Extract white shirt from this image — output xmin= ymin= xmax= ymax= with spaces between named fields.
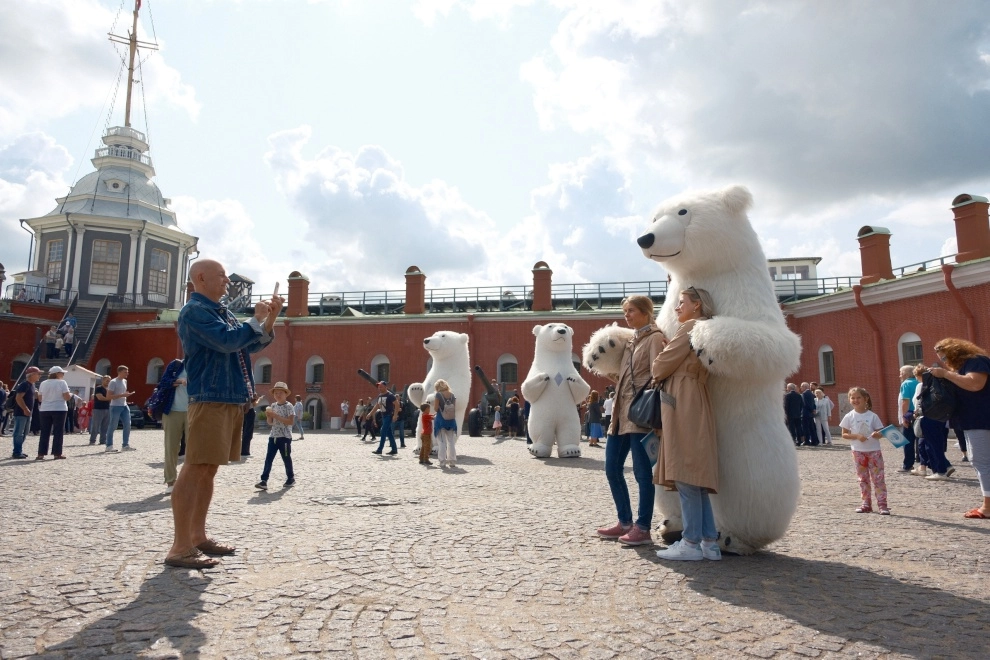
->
xmin=38 ymin=378 xmax=70 ymax=412
xmin=840 ymin=409 xmax=883 ymax=453
xmin=294 ymin=401 xmax=304 ymax=419
xmin=603 ymin=397 xmax=614 ymax=416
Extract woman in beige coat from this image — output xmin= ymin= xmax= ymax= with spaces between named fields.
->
xmin=652 ymin=287 xmax=720 ymax=561
xmin=596 ymin=295 xmax=667 ymax=546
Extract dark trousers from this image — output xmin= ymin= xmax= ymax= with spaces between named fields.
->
xmin=803 ymin=415 xmax=819 ymax=446
xmin=787 ymin=417 xmax=803 ymax=444
xmin=376 ymin=417 xmax=397 ymax=452
xmin=46 ymin=343 xmax=56 ymax=359
xmin=919 ymin=417 xmax=951 ymax=474
xmin=260 ymin=437 xmax=293 ymax=481
xmin=38 ymin=410 xmax=67 ymax=456
xmin=955 ymin=427 xmax=968 ymax=454
xmin=241 ymin=408 xmax=255 ymax=456
xmin=901 ymin=423 xmax=918 ymax=470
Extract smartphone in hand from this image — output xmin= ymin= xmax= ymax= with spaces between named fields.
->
xmin=273 ymin=282 xmax=280 ymax=298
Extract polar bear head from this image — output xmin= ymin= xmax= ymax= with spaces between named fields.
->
xmin=636 ymin=184 xmax=765 ymax=278
xmin=532 ymin=323 xmax=574 ymax=356
xmin=423 ymin=331 xmax=469 ymax=360
xmin=582 ymin=323 xmax=635 ymax=380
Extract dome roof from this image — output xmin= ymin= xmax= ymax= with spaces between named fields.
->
xmin=45 ymin=164 xmax=177 ymax=227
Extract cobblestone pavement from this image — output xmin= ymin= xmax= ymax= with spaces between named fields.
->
xmin=1 ymin=429 xmax=987 ymax=659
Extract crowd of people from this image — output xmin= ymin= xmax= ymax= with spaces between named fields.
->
xmin=5 ymin=260 xmax=988 ymax=570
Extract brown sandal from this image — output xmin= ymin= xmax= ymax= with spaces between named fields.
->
xmin=197 ymin=538 xmax=236 ymax=556
xmin=165 ymin=548 xmax=219 ymax=569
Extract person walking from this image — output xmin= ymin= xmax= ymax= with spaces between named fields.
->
xmin=105 ymin=365 xmax=135 ymax=452
xmin=596 ymin=295 xmax=666 ymax=547
xmin=36 ymin=366 xmax=72 ymax=460
xmin=367 ymin=382 xmax=397 ymax=456
xmin=255 ymin=382 xmax=296 ymax=490
xmin=292 ymin=395 xmax=305 ymax=440
xmin=156 ymin=359 xmax=188 ymax=494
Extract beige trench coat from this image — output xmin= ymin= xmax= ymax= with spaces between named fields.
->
xmin=609 ymin=324 xmax=667 ymax=436
xmin=650 ymin=318 xmax=719 ymax=493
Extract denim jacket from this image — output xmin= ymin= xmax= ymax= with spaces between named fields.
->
xmin=177 ymin=292 xmax=274 ymax=405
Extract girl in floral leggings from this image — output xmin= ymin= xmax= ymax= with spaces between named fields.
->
xmin=840 ymin=387 xmax=890 ymax=515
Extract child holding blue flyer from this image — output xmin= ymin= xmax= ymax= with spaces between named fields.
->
xmin=840 ymin=387 xmax=889 ymax=515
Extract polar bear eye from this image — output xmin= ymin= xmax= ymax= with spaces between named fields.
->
xmin=678 ymin=209 xmax=687 ymax=216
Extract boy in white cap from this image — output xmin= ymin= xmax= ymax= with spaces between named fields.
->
xmin=256 ymin=382 xmax=296 ymax=490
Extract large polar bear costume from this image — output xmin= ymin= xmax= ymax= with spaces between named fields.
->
xmin=522 ymin=323 xmax=591 ymax=458
xmin=407 ymin=331 xmax=471 ymax=450
xmin=635 ymin=185 xmax=801 ymax=554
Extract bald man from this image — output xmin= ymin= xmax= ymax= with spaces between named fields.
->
xmin=165 ymin=259 xmax=284 ymax=569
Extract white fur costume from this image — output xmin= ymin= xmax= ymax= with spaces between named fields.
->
xmin=407 ymin=331 xmax=471 ymax=451
xmin=522 ymin=323 xmax=591 ymax=458
xmin=635 ymin=184 xmax=801 ymax=554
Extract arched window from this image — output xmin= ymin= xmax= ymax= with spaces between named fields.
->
xmin=371 ymin=354 xmax=390 ymax=384
xmin=306 ymin=356 xmax=325 ymax=384
xmin=147 ymin=358 xmax=164 ymax=384
xmin=818 ymin=345 xmax=835 ymax=385
xmin=10 ymin=353 xmax=31 ymax=381
xmin=95 ymin=358 xmax=112 ymax=376
xmin=497 ymin=353 xmax=518 ymax=384
xmin=254 ymin=357 xmax=272 ymax=385
xmin=898 ymin=332 xmax=923 ymax=366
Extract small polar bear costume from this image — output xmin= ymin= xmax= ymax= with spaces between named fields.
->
xmin=407 ymin=331 xmax=471 ymax=451
xmin=582 ymin=324 xmax=635 ymax=382
xmin=522 ymin=323 xmax=591 ymax=458
xmin=636 ymin=184 xmax=801 ymax=555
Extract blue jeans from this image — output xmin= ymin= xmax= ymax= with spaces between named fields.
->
xmin=397 ymin=420 xmax=406 ymax=447
xmin=12 ymin=415 xmax=29 ymax=456
xmin=376 ymin=416 xmax=397 ymax=452
xmin=919 ymin=417 xmax=950 ymax=474
xmin=106 ymin=406 xmax=131 ymax=447
xmin=604 ymin=432 xmax=655 ymax=530
xmin=260 ymin=437 xmax=294 ymax=481
xmin=293 ymin=417 xmax=305 ymax=436
xmin=676 ymin=482 xmax=717 ymax=544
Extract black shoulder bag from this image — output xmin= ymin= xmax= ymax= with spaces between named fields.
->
xmin=626 ymin=343 xmax=664 ymax=429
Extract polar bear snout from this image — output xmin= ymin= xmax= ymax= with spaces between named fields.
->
xmin=556 ymin=328 xmax=567 ymax=335
xmin=637 ymin=233 xmax=655 ymax=249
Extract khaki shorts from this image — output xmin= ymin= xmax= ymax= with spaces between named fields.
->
xmin=186 ymin=402 xmax=243 ymax=465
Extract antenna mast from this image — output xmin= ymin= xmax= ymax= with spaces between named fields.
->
xmin=109 ymin=0 xmax=158 ymax=128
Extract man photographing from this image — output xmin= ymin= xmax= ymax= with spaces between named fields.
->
xmin=165 ymin=259 xmax=283 ymax=569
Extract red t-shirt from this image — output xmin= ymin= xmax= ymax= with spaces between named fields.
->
xmin=421 ymin=411 xmax=433 ymax=435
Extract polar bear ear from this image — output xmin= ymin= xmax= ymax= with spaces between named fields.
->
xmin=532 ymin=325 xmax=543 ymax=336
xmin=458 ymin=333 xmax=468 ymax=344
xmin=720 ymin=185 xmax=753 ymax=214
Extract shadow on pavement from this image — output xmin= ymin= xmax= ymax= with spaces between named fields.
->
xmin=663 ymin=553 xmax=990 ymax=659
xmin=106 ymin=492 xmax=172 ymax=514
xmin=38 ymin=569 xmax=208 ymax=658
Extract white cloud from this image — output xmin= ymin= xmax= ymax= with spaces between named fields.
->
xmin=0 ymin=132 xmax=74 ymax=275
xmin=0 ymin=0 xmax=198 ymax=139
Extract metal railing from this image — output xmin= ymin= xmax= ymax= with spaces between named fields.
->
xmin=94 ymin=145 xmax=152 ymax=166
xmin=3 ymin=284 xmax=78 ymax=305
xmin=69 ymin=295 xmax=110 ymax=367
xmin=106 ymin=126 xmax=147 ymax=142
xmin=892 ymin=254 xmax=957 ymax=278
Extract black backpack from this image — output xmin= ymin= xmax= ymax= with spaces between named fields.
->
xmin=919 ymin=371 xmax=957 ymax=422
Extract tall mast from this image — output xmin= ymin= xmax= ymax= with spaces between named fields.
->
xmin=109 ymin=0 xmax=158 ymax=128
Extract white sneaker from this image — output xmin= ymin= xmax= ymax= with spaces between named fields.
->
xmin=700 ymin=541 xmax=722 ymax=561
xmin=925 ymin=473 xmax=950 ymax=481
xmin=122 ymin=446 xmax=137 ymax=451
xmin=105 ymin=446 xmax=119 ymax=453
xmin=165 ymin=484 xmax=174 ymax=494
xmin=655 ymin=540 xmax=703 ymax=561
xmin=912 ymin=466 xmax=928 ymax=476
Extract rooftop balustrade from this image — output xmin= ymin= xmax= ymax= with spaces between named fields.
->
xmin=95 ymin=145 xmax=153 ymax=166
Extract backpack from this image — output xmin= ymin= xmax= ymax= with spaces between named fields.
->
xmin=1 ymin=389 xmax=12 ymax=414
xmin=144 ymin=387 xmax=167 ymax=421
xmin=438 ymin=393 xmax=457 ymax=421
xmin=918 ymin=371 xmax=957 ymax=422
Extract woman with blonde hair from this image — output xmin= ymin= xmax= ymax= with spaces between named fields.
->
xmin=433 ymin=379 xmax=459 ymax=468
xmin=929 ymin=338 xmax=990 ymax=518
xmin=652 ymin=287 xmax=721 ymax=560
xmin=596 ymin=294 xmax=666 ymax=546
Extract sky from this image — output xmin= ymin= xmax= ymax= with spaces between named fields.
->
xmin=2 ymin=0 xmax=990 ymax=295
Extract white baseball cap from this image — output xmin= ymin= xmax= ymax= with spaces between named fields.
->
xmin=48 ymin=366 xmax=66 ymax=375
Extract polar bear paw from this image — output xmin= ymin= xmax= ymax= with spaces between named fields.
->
xmin=582 ymin=324 xmax=635 ymax=379
xmin=557 ymin=444 xmax=581 ymax=458
xmin=528 ymin=443 xmax=553 ymax=458
xmin=406 ymin=383 xmax=426 ymax=408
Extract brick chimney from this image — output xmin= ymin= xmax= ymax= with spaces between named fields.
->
xmin=286 ymin=271 xmax=309 ymax=318
xmin=532 ymin=261 xmax=552 ymax=311
xmin=857 ymin=226 xmax=895 ymax=285
xmin=951 ymin=194 xmax=990 ymax=263
xmin=404 ymin=266 xmax=426 ymax=314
